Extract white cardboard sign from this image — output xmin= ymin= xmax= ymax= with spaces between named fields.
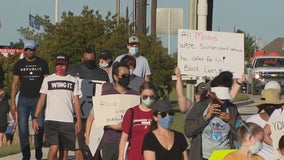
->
xmin=178 ymin=29 xmax=244 ymax=78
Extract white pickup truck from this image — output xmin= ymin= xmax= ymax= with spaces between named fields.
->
xmin=246 ymin=56 xmax=284 ymax=95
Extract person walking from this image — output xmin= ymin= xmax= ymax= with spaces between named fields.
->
xmin=69 ymin=48 xmax=109 ymax=160
xmin=33 ymin=53 xmax=82 ymax=160
xmin=0 ymin=87 xmax=11 ymax=147
xmin=11 ymin=39 xmax=49 ymax=160
xmin=98 ymin=50 xmax=113 ymax=83
xmin=118 ymin=81 xmax=156 ymax=160
xmin=142 ymin=100 xmax=188 ymax=160
xmin=113 ymin=36 xmax=151 ymax=81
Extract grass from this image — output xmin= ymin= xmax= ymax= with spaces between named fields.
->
xmin=0 ymin=144 xmax=21 ymax=157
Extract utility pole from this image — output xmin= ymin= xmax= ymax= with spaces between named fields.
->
xmin=151 ymin=0 xmax=157 ymax=41
xmin=133 ymin=0 xmax=136 ymax=33
xmin=116 ymin=0 xmax=120 ymax=25
xmin=55 ymin=0 xmax=59 ymax=23
xmin=137 ymin=0 xmax=147 ymax=34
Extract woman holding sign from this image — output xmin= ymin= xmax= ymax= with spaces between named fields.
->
xmin=118 ymin=81 xmax=157 ymax=160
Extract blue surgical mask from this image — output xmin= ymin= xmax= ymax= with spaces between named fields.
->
xmin=129 ymin=48 xmax=138 ymax=56
xmin=158 ymin=115 xmax=173 ymax=129
xmin=141 ymin=98 xmax=155 ymax=107
xmin=129 ymin=69 xmax=134 ymax=75
xmin=99 ymin=63 xmax=108 ymax=68
xmin=248 ymin=141 xmax=263 ymax=154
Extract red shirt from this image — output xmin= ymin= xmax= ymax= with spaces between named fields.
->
xmin=122 ymin=105 xmax=153 ymax=160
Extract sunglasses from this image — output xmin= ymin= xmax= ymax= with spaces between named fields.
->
xmin=142 ymin=95 xmax=155 ymax=100
xmin=158 ymin=111 xmax=175 ymax=118
xmin=24 ymin=48 xmax=35 ymax=51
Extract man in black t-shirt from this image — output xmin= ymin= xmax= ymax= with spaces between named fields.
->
xmin=11 ymin=40 xmax=49 ymax=160
xmin=69 ymin=48 xmax=109 ymax=160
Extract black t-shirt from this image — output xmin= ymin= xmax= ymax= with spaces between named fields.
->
xmin=142 ymin=130 xmax=188 ymax=160
xmin=0 ymin=97 xmax=10 ymax=128
xmin=13 ymin=57 xmax=49 ymax=98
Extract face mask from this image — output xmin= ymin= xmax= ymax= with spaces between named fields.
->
xmin=118 ymin=75 xmax=130 ymax=88
xmin=129 ymin=48 xmax=138 ymax=56
xmin=129 ymin=69 xmax=134 ymax=75
xmin=280 ymin=156 xmax=284 ymax=160
xmin=56 ymin=66 xmax=67 ymax=75
xmin=264 ymin=107 xmax=275 ymax=116
xmin=248 ymin=141 xmax=263 ymax=154
xmin=84 ymin=60 xmax=96 ymax=69
xmin=141 ymin=97 xmax=155 ymax=107
xmin=99 ymin=63 xmax=108 ymax=68
xmin=158 ymin=115 xmax=174 ymax=129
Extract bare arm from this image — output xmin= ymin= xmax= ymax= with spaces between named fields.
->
xmin=10 ymin=75 xmax=20 ymax=113
xmin=144 ymin=75 xmax=150 ymax=81
xmin=32 ymin=93 xmax=46 ymax=133
xmin=118 ymin=132 xmax=129 ymax=160
xmin=230 ymin=73 xmax=246 ymax=100
xmin=73 ymin=95 xmax=82 ymax=133
xmin=143 ymin=150 xmax=155 ymax=160
xmin=175 ymin=67 xmax=191 ymax=113
xmin=85 ymin=112 xmax=94 ymax=145
xmin=183 ymin=150 xmax=189 ymax=160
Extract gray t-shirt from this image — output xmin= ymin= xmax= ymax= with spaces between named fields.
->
xmin=201 ymin=105 xmax=230 ymax=158
xmin=114 ymin=54 xmax=151 ymax=78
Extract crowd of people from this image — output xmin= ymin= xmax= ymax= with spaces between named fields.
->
xmin=1 ymin=35 xmax=284 ymax=160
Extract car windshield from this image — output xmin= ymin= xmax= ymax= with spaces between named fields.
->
xmin=256 ymin=58 xmax=284 ymax=67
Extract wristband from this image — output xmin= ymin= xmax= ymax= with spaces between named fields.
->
xmin=236 ymin=80 xmax=242 ymax=86
xmin=32 ymin=116 xmax=38 ymax=120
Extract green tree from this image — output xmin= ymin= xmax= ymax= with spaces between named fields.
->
xmin=235 ymin=29 xmax=256 ymax=62
xmin=16 ymin=6 xmax=175 ymax=98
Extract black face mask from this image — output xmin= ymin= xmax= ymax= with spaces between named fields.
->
xmin=118 ymin=74 xmax=130 ymax=88
xmin=83 ymin=60 xmax=96 ymax=69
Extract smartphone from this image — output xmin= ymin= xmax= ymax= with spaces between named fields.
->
xmin=219 ymin=105 xmax=227 ymax=113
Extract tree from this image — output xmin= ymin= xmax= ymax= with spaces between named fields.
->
xmin=16 ymin=6 xmax=175 ymax=98
xmin=235 ymin=29 xmax=256 ymax=62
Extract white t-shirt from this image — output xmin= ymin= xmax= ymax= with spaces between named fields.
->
xmin=40 ymin=73 xmax=82 ymax=122
xmin=246 ymin=114 xmax=274 ymax=160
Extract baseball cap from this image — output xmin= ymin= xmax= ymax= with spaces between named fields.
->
xmin=195 ymin=82 xmax=206 ymax=95
xmin=24 ymin=40 xmax=36 ymax=49
xmin=264 ymin=81 xmax=281 ymax=93
xmin=211 ymin=87 xmax=232 ymax=100
xmin=152 ymin=100 xmax=172 ymax=112
xmin=99 ymin=50 xmax=112 ymax=60
xmin=55 ymin=53 xmax=69 ymax=66
xmin=128 ymin=36 xmax=139 ymax=44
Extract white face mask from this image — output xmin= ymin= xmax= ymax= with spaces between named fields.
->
xmin=248 ymin=141 xmax=263 ymax=154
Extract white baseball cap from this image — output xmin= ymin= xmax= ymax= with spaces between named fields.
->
xmin=264 ymin=81 xmax=281 ymax=93
xmin=211 ymin=87 xmax=232 ymax=100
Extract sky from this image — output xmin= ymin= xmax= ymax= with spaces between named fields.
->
xmin=0 ymin=0 xmax=284 ymax=53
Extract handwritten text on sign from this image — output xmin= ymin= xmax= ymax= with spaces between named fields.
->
xmin=93 ymin=94 xmax=140 ymax=127
xmin=178 ymin=29 xmax=244 ymax=78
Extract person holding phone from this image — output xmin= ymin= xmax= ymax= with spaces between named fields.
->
xmin=184 ymin=71 xmax=241 ymax=160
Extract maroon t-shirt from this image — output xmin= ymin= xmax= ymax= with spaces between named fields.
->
xmin=122 ymin=105 xmax=153 ymax=160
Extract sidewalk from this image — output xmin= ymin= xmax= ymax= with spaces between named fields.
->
xmin=0 ymin=147 xmax=75 ymax=160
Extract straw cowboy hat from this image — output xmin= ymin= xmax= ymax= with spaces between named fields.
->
xmin=254 ymin=89 xmax=284 ymax=106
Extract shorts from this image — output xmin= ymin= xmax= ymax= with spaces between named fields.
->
xmin=5 ymin=133 xmax=14 ymax=142
xmin=44 ymin=120 xmax=75 ymax=151
xmin=0 ymin=126 xmax=7 ymax=133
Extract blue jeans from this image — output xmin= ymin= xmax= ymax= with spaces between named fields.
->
xmin=18 ymin=96 xmax=44 ymax=160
